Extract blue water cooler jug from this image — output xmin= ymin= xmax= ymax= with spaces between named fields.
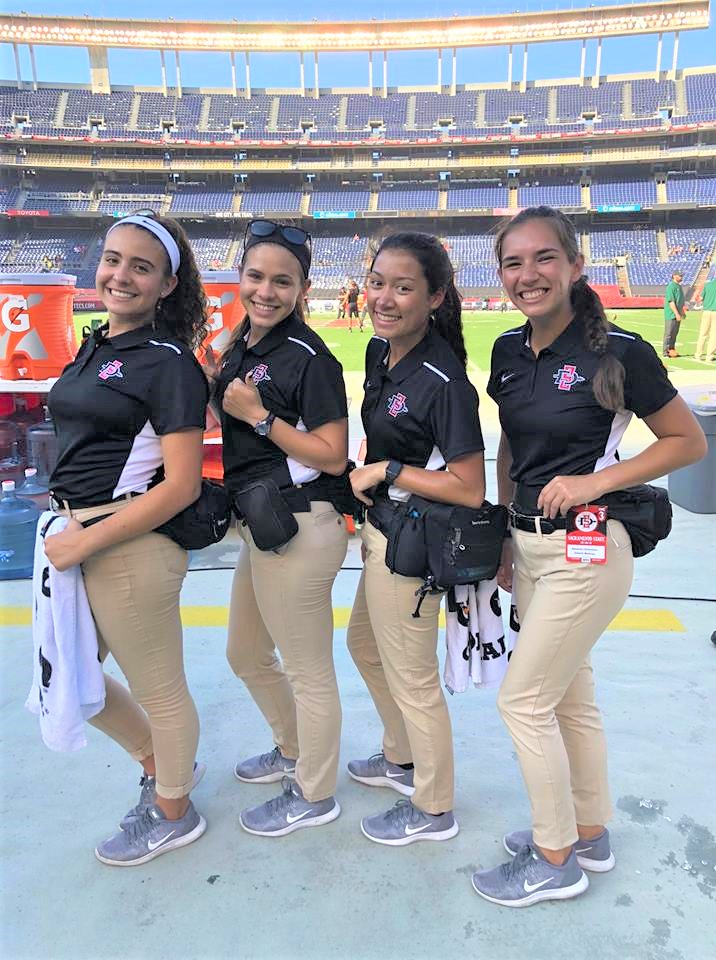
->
xmin=0 ymin=480 xmax=40 ymax=580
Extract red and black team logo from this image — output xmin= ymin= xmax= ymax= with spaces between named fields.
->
xmin=386 ymin=392 xmax=409 ymax=418
xmin=98 ymin=359 xmax=124 ymax=380
xmin=250 ymin=363 xmax=271 ymax=384
xmin=553 ymin=363 xmax=586 ymax=391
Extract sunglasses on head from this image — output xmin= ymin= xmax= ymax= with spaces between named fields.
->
xmin=245 ymin=219 xmax=311 ymax=249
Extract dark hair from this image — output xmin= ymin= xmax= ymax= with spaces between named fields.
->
xmin=109 ymin=214 xmax=208 ymax=350
xmin=369 ymin=231 xmax=467 ymax=369
xmin=223 ymin=240 xmax=307 ymax=357
xmin=493 ymin=205 xmax=625 ymax=412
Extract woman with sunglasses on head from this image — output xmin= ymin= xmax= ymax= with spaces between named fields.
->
xmin=214 ymin=220 xmax=350 ymax=837
xmin=346 ymin=232 xmax=485 ymax=846
xmin=42 ymin=213 xmax=211 ymax=866
xmin=470 ymin=206 xmax=706 ymax=907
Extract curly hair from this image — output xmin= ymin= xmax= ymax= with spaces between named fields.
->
xmin=149 ymin=215 xmax=209 ymax=350
xmin=369 ymin=231 xmax=468 ymax=369
xmin=493 ymin=205 xmax=625 ymax=412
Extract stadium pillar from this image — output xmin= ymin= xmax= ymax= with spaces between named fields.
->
xmin=160 ymin=50 xmax=168 ymax=96
xmin=300 ymin=53 xmax=306 ymax=97
xmin=230 ymin=52 xmax=237 ymax=97
xmin=579 ymin=40 xmax=586 ymax=83
xmin=521 ymin=45 xmax=528 ymax=92
xmin=507 ymin=45 xmax=513 ymax=89
xmin=656 ymin=33 xmax=663 ymax=76
xmin=671 ymin=32 xmax=680 ymax=78
xmin=450 ymin=48 xmax=457 ymax=96
xmin=28 ymin=45 xmax=37 ymax=91
xmin=12 ymin=43 xmax=21 ymax=87
xmin=245 ymin=54 xmax=251 ymax=99
xmin=175 ymin=51 xmax=182 ymax=97
xmin=437 ymin=49 xmax=442 ymax=92
xmin=368 ymin=52 xmax=373 ymax=93
xmin=593 ymin=38 xmax=602 ymax=87
xmin=314 ymin=53 xmax=319 ymax=99
xmin=382 ymin=51 xmax=388 ymax=99
xmin=89 ymin=46 xmax=110 ymax=94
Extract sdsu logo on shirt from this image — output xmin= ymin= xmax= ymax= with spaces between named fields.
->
xmin=553 ymin=363 xmax=586 ymax=392
xmin=250 ymin=363 xmax=271 ymax=384
xmin=386 ymin=392 xmax=409 ymax=418
xmin=98 ymin=359 xmax=124 ymax=381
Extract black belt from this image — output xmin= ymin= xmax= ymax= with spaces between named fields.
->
xmin=510 ymin=510 xmax=568 ymax=534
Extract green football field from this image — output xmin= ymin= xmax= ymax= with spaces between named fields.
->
xmin=74 ymin=309 xmax=712 ymax=374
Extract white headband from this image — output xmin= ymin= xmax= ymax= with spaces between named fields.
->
xmin=107 ymin=215 xmax=181 ymax=276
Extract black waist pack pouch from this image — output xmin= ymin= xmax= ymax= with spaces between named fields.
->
xmin=423 ymin=500 xmax=509 ymax=588
xmin=156 ymin=480 xmax=231 ymax=551
xmin=604 ymin=484 xmax=672 ymax=558
xmin=235 ymin=478 xmax=299 ymax=552
xmin=383 ymin=497 xmax=430 ymax=579
xmin=326 ymin=460 xmax=366 ymax=524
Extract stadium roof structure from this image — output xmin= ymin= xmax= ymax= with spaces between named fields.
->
xmin=0 ymin=2 xmax=710 ymax=52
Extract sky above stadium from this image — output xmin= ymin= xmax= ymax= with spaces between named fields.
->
xmin=2 ymin=1 xmax=714 ymax=89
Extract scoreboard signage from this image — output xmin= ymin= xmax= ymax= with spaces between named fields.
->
xmin=596 ymin=204 xmax=642 ymax=213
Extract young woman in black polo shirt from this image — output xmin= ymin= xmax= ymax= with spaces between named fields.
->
xmin=213 ymin=221 xmax=350 ymax=837
xmin=347 ymin=232 xmax=485 ymax=845
xmin=470 ymin=206 xmax=706 ymax=907
xmin=43 ymin=213 xmax=211 ymax=866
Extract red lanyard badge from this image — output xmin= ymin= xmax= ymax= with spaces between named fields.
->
xmin=565 ymin=505 xmax=608 ymax=564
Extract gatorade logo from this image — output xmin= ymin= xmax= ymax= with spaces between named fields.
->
xmin=206 ymin=292 xmax=235 ymax=332
xmin=1 ymin=294 xmax=32 ymax=333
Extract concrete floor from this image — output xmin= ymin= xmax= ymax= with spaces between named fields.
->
xmin=1 ymin=395 xmax=715 ymax=960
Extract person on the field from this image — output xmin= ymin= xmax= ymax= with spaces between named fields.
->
xmin=663 ymin=271 xmax=686 ymax=359
xmin=470 ymin=205 xmax=706 ymax=908
xmin=695 ymin=276 xmax=716 ymax=363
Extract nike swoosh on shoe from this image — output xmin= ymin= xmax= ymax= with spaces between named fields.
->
xmin=147 ymin=830 xmax=176 ymax=851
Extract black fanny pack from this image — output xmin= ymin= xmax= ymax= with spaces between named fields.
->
xmin=603 ymin=484 xmax=672 ymax=558
xmin=373 ymin=495 xmax=508 ymax=616
xmin=156 ymin=479 xmax=232 ymax=551
xmin=235 ymin=478 xmax=299 ymax=552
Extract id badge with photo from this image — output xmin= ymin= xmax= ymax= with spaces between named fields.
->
xmin=565 ymin=505 xmax=608 ymax=564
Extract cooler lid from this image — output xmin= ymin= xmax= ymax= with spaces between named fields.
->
xmin=0 ymin=273 xmax=77 ymax=286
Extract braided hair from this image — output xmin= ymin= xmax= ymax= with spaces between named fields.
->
xmin=369 ymin=232 xmax=468 ymax=369
xmin=494 ymin=206 xmax=625 ymax=412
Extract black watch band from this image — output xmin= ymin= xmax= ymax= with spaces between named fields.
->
xmin=385 ymin=459 xmax=404 ymax=485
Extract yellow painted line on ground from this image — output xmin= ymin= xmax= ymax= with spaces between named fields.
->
xmin=0 ymin=605 xmax=686 ymax=632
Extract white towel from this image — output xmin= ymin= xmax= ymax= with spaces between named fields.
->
xmin=25 ymin=512 xmax=105 ymax=751
xmin=444 ymin=580 xmax=520 ymax=693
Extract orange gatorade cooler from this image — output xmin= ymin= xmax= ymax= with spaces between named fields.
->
xmin=199 ymin=271 xmax=245 ymax=360
xmin=0 ymin=274 xmax=78 ymax=380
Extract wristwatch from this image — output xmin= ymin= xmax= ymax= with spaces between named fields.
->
xmin=253 ymin=412 xmax=276 ymax=437
xmin=385 ymin=459 xmax=404 ymax=485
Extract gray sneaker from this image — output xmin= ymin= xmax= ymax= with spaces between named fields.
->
xmin=471 ymin=844 xmax=589 ymax=907
xmin=504 ymin=827 xmax=615 ymax=873
xmin=96 ymin=802 xmax=206 ymax=867
xmin=120 ymin=761 xmax=206 ymax=830
xmin=239 ymin=776 xmax=340 ymax=837
xmin=234 ymin=746 xmax=297 ymax=784
xmin=348 ymin=752 xmax=415 ymax=797
xmin=360 ymin=798 xmax=459 ymax=847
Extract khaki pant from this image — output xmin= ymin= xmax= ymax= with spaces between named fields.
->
xmin=695 ymin=309 xmax=716 ymax=361
xmin=226 ymin=502 xmax=347 ymax=802
xmin=347 ymin=520 xmax=454 ymax=814
xmin=64 ymin=500 xmax=199 ymax=800
xmin=498 ymin=520 xmax=633 ymax=849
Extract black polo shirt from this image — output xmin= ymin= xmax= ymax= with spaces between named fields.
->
xmin=48 ymin=323 xmax=208 ymax=506
xmin=216 ymin=312 xmax=348 ymax=493
xmin=362 ymin=330 xmax=484 ymax=495
xmin=487 ymin=317 xmax=677 ymax=499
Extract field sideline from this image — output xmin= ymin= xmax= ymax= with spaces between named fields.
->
xmin=74 ymin=309 xmax=713 ymax=373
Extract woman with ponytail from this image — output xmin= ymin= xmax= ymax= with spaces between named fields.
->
xmin=347 ymin=232 xmax=485 ymax=846
xmin=470 ymin=206 xmax=706 ymax=907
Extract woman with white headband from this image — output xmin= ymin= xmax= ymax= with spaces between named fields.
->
xmin=43 ymin=213 xmax=211 ymax=866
